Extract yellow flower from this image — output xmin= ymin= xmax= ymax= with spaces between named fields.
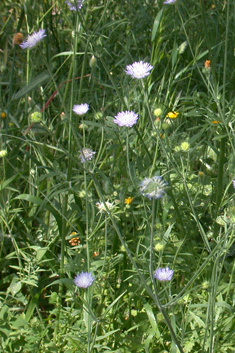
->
xmin=0 ymin=150 xmax=7 ymax=158
xmin=153 ymin=108 xmax=163 ymax=117
xmin=154 ymin=243 xmax=164 ymax=251
xmin=180 ymin=142 xmax=190 ymax=152
xmin=1 ymin=112 xmax=6 ymax=119
xmin=125 ymin=197 xmax=134 ymax=205
xmin=30 ymin=111 xmax=42 ymax=123
xmin=204 ymin=60 xmax=211 ymax=68
xmin=166 ymin=111 xmax=179 ymax=119
xmin=211 ymin=120 xmax=220 ymax=124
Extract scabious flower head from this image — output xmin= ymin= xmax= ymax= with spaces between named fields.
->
xmin=79 ymin=148 xmax=96 ymax=163
xmin=125 ymin=61 xmax=153 ymax=79
xmin=65 ymin=0 xmax=83 ymax=11
xmin=96 ymin=201 xmax=116 ymax=214
xmin=154 ymin=267 xmax=174 ymax=281
xmin=164 ymin=0 xmax=177 ymax=4
xmin=74 ymin=272 xmax=94 ymax=288
xmin=73 ymin=103 xmax=89 ymax=115
xmin=140 ymin=176 xmax=168 ymax=200
xmin=113 ymin=111 xmax=138 ymax=127
xmin=20 ymin=29 xmax=46 ymax=49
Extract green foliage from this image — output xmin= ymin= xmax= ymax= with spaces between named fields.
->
xmin=1 ymin=0 xmax=235 ymax=352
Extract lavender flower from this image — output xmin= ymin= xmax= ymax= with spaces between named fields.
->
xmin=140 ymin=176 xmax=168 ymax=199
xmin=125 ymin=61 xmax=153 ymax=79
xmin=74 ymin=272 xmax=94 ymax=288
xmin=79 ymin=148 xmax=96 ymax=163
xmin=113 ymin=111 xmax=138 ymax=127
xmin=73 ymin=103 xmax=89 ymax=115
xmin=154 ymin=267 xmax=174 ymax=281
xmin=20 ymin=29 xmax=46 ymax=49
xmin=65 ymin=0 xmax=83 ymax=10
xmin=163 ymin=0 xmax=177 ymax=4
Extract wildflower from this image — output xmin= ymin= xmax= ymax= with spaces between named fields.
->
xmin=202 ymin=280 xmax=209 ymax=289
xmin=96 ymin=201 xmax=115 ymax=213
xmin=211 ymin=120 xmax=219 ymax=124
xmin=154 ymin=243 xmax=164 ymax=251
xmin=12 ymin=33 xmax=23 ymax=46
xmin=233 ymin=179 xmax=235 ymax=188
xmin=30 ymin=111 xmax=42 ymax=123
xmin=73 ymin=103 xmax=89 ymax=115
xmin=69 ymin=237 xmax=80 ymax=246
xmin=204 ymin=60 xmax=211 ymax=68
xmin=164 ymin=0 xmax=177 ymax=3
xmin=0 ymin=150 xmax=7 ymax=158
xmin=153 ymin=267 xmax=174 ymax=281
xmin=180 ymin=142 xmax=190 ymax=152
xmin=74 ymin=272 xmax=94 ymax=288
xmin=1 ymin=112 xmax=6 ymax=119
xmin=166 ymin=111 xmax=179 ymax=119
xmin=113 ymin=111 xmax=138 ymax=127
xmin=79 ymin=148 xmax=96 ymax=163
xmin=125 ymin=61 xmax=153 ymax=79
xmin=125 ymin=197 xmax=134 ymax=205
xmin=65 ymin=0 xmax=83 ymax=11
xmin=198 ymin=171 xmax=204 ymax=177
xmin=20 ymin=29 xmax=46 ymax=49
xmin=153 ymin=108 xmax=163 ymax=117
xmin=140 ymin=175 xmax=168 ymax=200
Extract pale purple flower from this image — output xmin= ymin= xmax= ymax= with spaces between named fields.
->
xmin=233 ymin=179 xmax=235 ymax=188
xmin=20 ymin=29 xmax=46 ymax=49
xmin=125 ymin=61 xmax=153 ymax=79
xmin=113 ymin=111 xmax=138 ymax=127
xmin=65 ymin=0 xmax=83 ymax=10
xmin=154 ymin=267 xmax=174 ymax=281
xmin=164 ymin=0 xmax=177 ymax=4
xmin=79 ymin=148 xmax=96 ymax=163
xmin=140 ymin=176 xmax=168 ymax=199
xmin=74 ymin=272 xmax=94 ymax=288
xmin=73 ymin=103 xmax=89 ymax=115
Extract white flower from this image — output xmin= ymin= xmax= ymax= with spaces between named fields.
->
xmin=113 ymin=111 xmax=138 ymax=127
xmin=154 ymin=267 xmax=174 ymax=281
xmin=96 ymin=201 xmax=115 ymax=214
xmin=140 ymin=176 xmax=168 ymax=199
xmin=65 ymin=0 xmax=83 ymax=11
xmin=164 ymin=0 xmax=177 ymax=4
xmin=79 ymin=148 xmax=96 ymax=163
xmin=74 ymin=272 xmax=94 ymax=288
xmin=233 ymin=179 xmax=235 ymax=188
xmin=73 ymin=103 xmax=89 ymax=115
xmin=125 ymin=61 xmax=153 ymax=79
xmin=20 ymin=29 xmax=46 ymax=49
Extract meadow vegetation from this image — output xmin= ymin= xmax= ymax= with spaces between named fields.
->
xmin=1 ymin=0 xmax=235 ymax=352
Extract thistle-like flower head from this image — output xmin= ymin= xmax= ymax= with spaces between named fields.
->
xmin=73 ymin=103 xmax=89 ymax=115
xmin=113 ymin=111 xmax=138 ymax=127
xmin=125 ymin=61 xmax=153 ymax=79
xmin=65 ymin=0 xmax=84 ymax=11
xmin=79 ymin=148 xmax=96 ymax=163
xmin=153 ymin=267 xmax=174 ymax=281
xmin=140 ymin=176 xmax=168 ymax=199
xmin=20 ymin=29 xmax=46 ymax=49
xmin=74 ymin=272 xmax=94 ymax=288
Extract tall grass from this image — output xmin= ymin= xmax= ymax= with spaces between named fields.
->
xmin=1 ymin=0 xmax=235 ymax=352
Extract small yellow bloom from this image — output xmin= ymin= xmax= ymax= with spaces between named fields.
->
xmin=1 ymin=112 xmax=6 ymax=119
xmin=154 ymin=243 xmax=164 ymax=251
xmin=211 ymin=120 xmax=220 ymax=124
xmin=30 ymin=111 xmax=42 ymax=123
xmin=125 ymin=197 xmax=134 ymax=205
xmin=0 ymin=150 xmax=7 ymax=158
xmin=180 ymin=142 xmax=190 ymax=152
xmin=166 ymin=111 xmax=179 ymax=119
xmin=198 ymin=171 xmax=204 ymax=177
